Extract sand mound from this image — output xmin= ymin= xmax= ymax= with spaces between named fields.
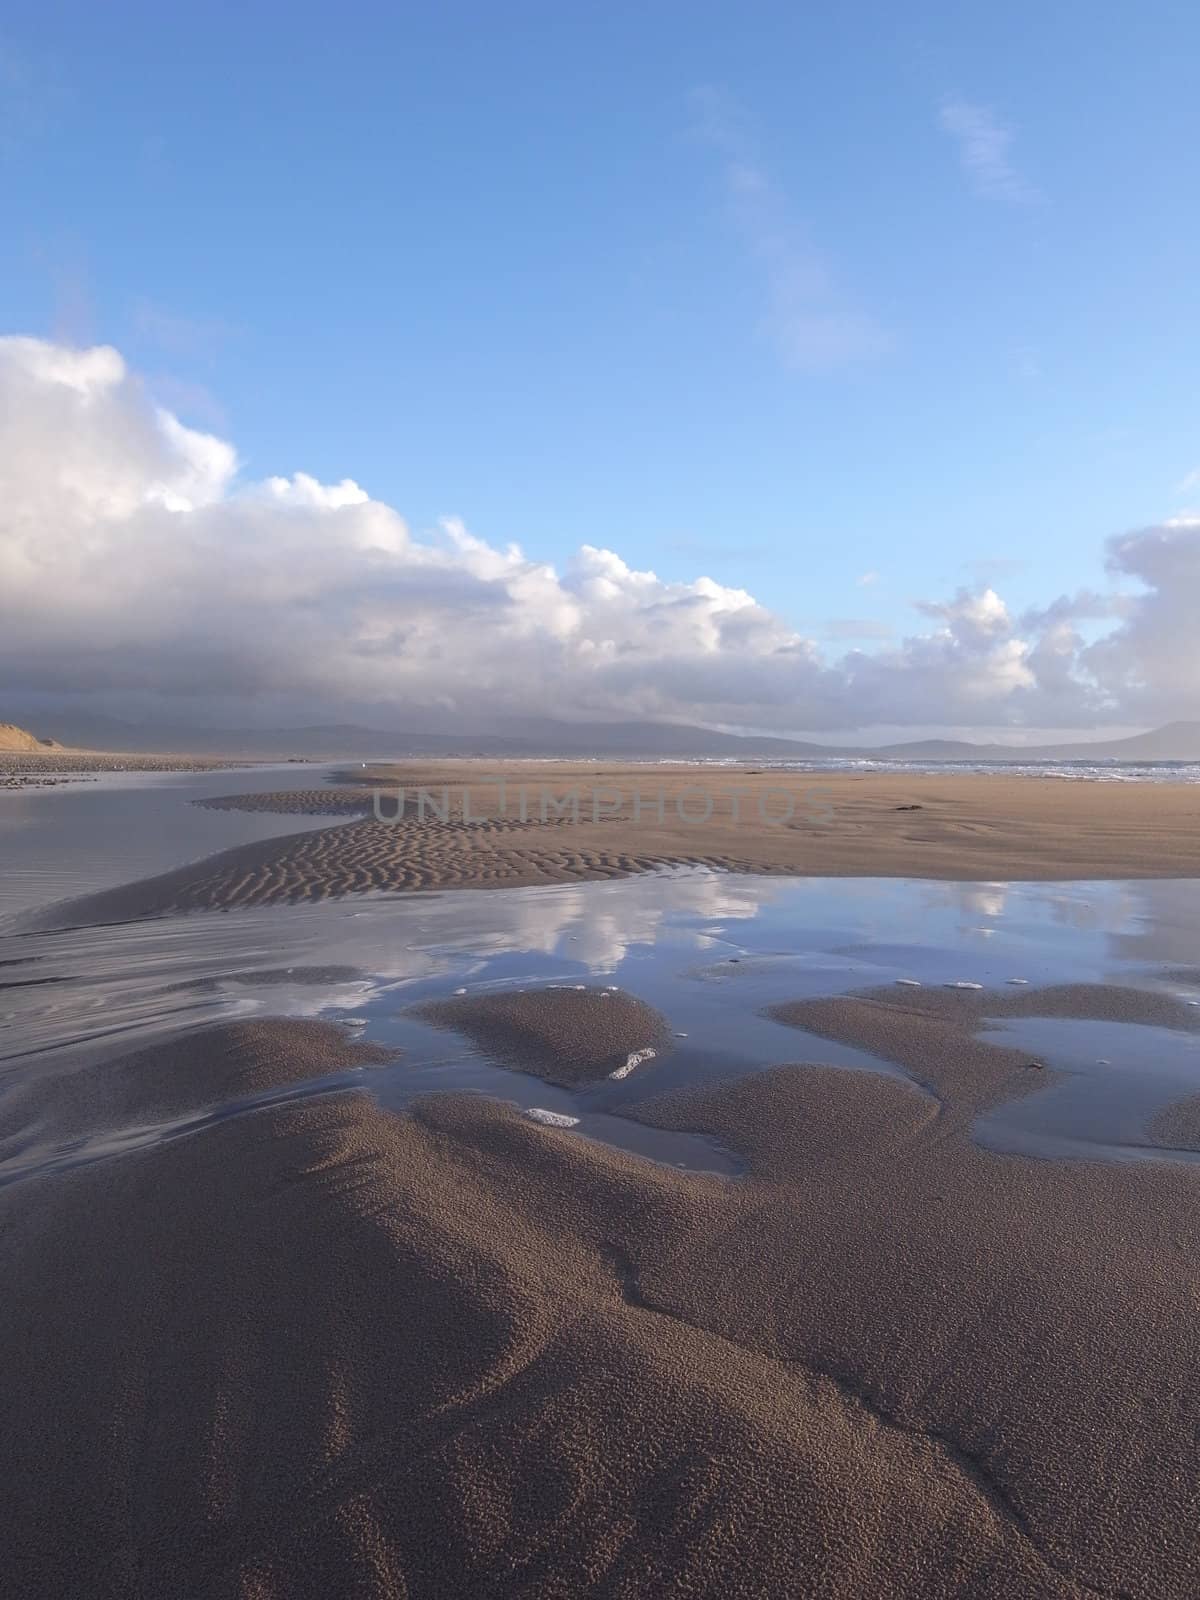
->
xmin=414 ymin=985 xmax=672 ymax=1086
xmin=0 ymin=1018 xmax=396 ymax=1158
xmin=3 ymin=1014 xmax=1200 ymax=1592
xmin=831 ymin=980 xmax=1200 ymax=1033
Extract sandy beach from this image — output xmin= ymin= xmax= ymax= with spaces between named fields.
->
xmin=5 ymin=769 xmax=1200 ymax=1595
xmin=32 ymin=761 xmax=1200 ymax=927
xmin=3 ymin=987 xmax=1200 ymax=1596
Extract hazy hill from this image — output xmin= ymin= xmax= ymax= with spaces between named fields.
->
xmin=15 ymin=713 xmax=831 ymax=760
xmin=871 ymin=722 xmax=1200 ymax=762
xmin=10 ymin=710 xmax=1200 ymax=763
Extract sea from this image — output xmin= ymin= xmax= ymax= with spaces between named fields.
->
xmin=664 ymin=757 xmax=1200 ymax=783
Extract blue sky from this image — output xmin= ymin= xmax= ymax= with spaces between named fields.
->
xmin=2 ymin=2 xmax=1199 ymax=737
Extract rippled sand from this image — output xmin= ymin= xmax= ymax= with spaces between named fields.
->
xmin=35 ymin=763 xmax=1200 ymax=927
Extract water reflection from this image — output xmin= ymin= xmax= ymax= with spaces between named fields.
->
xmin=0 ymin=764 xmax=349 ymax=918
xmin=2 ymin=868 xmax=1200 ymax=1175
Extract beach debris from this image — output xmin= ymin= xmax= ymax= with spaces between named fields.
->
xmin=1026 ymin=1061 xmax=1045 ymax=1070
xmin=453 ymin=987 xmax=467 ymax=995
xmin=610 ymin=1046 xmax=657 ymax=1081
xmin=1098 ymin=1058 xmax=1112 ymax=1065
xmin=947 ymin=981 xmax=984 ymax=990
xmin=896 ymin=979 xmax=922 ymax=988
xmin=1007 ymin=978 xmax=1030 ymax=985
xmin=674 ymin=1030 xmax=688 ymax=1037
xmin=525 ymin=1107 xmax=580 ymax=1128
xmin=895 ymin=804 xmax=923 ymax=811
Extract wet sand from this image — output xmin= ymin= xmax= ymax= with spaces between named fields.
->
xmin=0 ymin=1018 xmax=396 ymax=1159
xmin=4 ymin=1006 xmax=1200 ymax=1595
xmin=414 ymin=986 xmax=672 ymax=1087
xmin=34 ymin=761 xmax=1200 ymax=926
xmin=8 ymin=768 xmax=1200 ymax=1593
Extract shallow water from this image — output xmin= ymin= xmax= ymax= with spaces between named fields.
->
xmin=0 ymin=763 xmax=349 ymax=917
xmin=5 ymin=765 xmax=1200 ymax=1186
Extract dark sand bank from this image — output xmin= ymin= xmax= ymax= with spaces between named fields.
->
xmin=3 ymin=1014 xmax=1200 ymax=1594
xmin=30 ymin=763 xmax=1200 ymax=926
xmin=768 ymin=982 xmax=1200 ymax=1119
xmin=413 ymin=985 xmax=672 ymax=1087
xmin=0 ymin=750 xmax=253 ymax=789
xmin=198 ymin=787 xmax=378 ymax=816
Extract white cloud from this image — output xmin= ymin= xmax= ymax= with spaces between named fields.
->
xmin=1076 ymin=518 xmax=1200 ymax=720
xmin=691 ymin=88 xmax=891 ymax=372
xmin=939 ymin=98 xmax=1040 ymax=204
xmin=1 ymin=334 xmax=1198 ymax=736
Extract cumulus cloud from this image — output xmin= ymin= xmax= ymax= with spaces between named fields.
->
xmin=0 ymin=334 xmax=1197 ymax=736
xmin=1078 ymin=519 xmax=1200 ymax=718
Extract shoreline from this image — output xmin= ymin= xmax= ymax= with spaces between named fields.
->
xmin=0 ymin=749 xmax=263 ymax=790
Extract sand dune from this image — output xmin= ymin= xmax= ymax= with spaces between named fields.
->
xmin=0 ymin=720 xmax=61 ymax=752
xmin=3 ymin=1006 xmax=1200 ymax=1594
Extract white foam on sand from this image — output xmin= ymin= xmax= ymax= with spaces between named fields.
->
xmin=525 ymin=1107 xmax=580 ymax=1128
xmin=610 ymin=1046 xmax=657 ymax=1081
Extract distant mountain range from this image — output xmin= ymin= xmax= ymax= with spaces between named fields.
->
xmin=856 ymin=723 xmax=1200 ymax=763
xmin=9 ymin=711 xmax=1200 ymax=763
